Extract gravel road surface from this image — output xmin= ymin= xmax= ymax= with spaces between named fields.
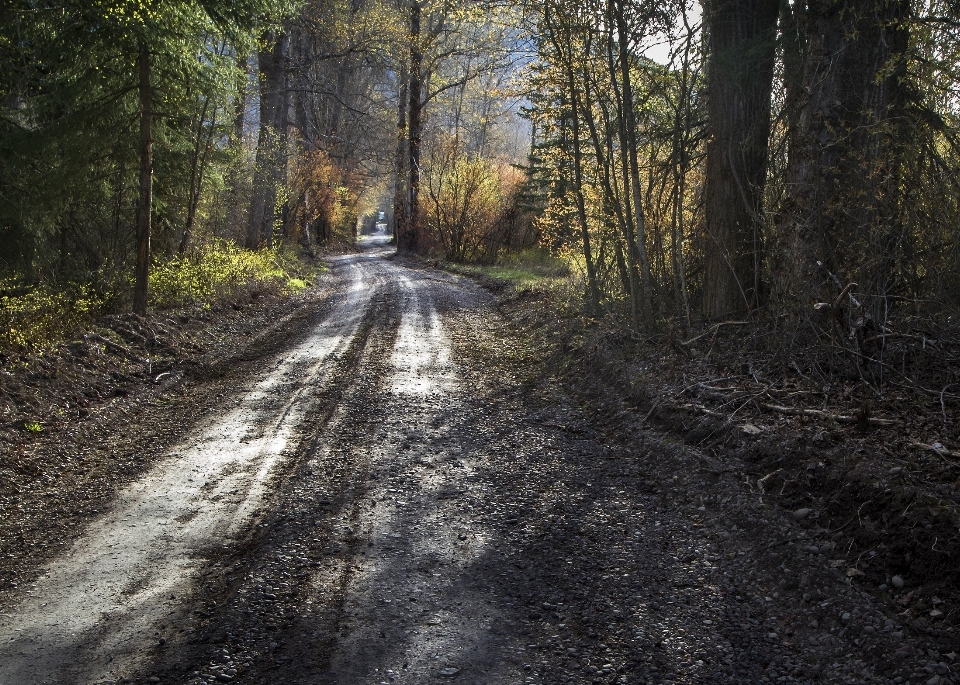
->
xmin=0 ymin=236 xmax=949 ymax=684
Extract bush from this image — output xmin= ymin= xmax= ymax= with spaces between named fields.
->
xmin=0 ymin=240 xmax=315 ymax=354
xmin=0 ymin=278 xmax=103 ymax=352
xmin=149 ymin=239 xmax=310 ymax=309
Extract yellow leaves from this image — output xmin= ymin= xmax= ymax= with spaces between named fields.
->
xmin=290 ymin=148 xmax=364 ymax=237
xmin=149 ymin=239 xmax=308 ymax=308
xmin=0 ymin=278 xmax=103 ymax=353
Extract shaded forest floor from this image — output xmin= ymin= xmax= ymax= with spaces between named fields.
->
xmin=480 ymin=278 xmax=960 ymax=648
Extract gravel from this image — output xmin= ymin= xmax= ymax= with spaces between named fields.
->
xmin=1 ymin=241 xmax=956 ymax=684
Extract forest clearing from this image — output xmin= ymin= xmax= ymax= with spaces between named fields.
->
xmin=2 ymin=0 xmax=960 ymax=682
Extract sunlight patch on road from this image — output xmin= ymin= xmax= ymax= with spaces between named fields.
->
xmin=390 ymin=275 xmax=456 ymax=397
xmin=0 ymin=258 xmax=375 ymax=685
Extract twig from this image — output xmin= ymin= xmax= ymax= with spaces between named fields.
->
xmin=940 ymin=385 xmax=951 ymax=429
xmin=643 ymin=399 xmax=662 ymax=423
xmin=677 ymin=377 xmax=739 ymax=395
xmin=680 ymin=321 xmax=749 ymax=347
xmin=758 ymin=402 xmax=897 ymax=426
xmin=728 ymin=386 xmax=772 ymax=421
xmin=909 ymin=442 xmax=960 ymax=461
xmin=680 ymin=402 xmax=727 ymax=418
xmin=85 ymin=333 xmax=146 ymax=363
xmin=834 ymin=282 xmax=858 ymax=310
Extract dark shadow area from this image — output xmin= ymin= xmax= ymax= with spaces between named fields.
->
xmin=127 ymin=263 xmax=816 ymax=685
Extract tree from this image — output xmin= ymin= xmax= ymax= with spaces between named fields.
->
xmin=701 ymin=0 xmax=779 ymax=318
xmin=0 ymin=0 xmax=288 ymax=311
xmin=776 ymin=0 xmax=910 ymax=309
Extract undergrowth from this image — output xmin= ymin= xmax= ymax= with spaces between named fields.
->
xmin=1 ymin=240 xmax=318 ymax=354
xmin=150 ymin=239 xmax=314 ymax=309
xmin=446 ymin=248 xmax=574 ymax=291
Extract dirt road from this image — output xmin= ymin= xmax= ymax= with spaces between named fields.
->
xmin=0 ymin=237 xmax=949 ymax=684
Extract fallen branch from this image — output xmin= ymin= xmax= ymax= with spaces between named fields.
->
xmin=909 ymin=442 xmax=960 ymax=460
xmin=680 ymin=321 xmax=749 ymax=347
xmin=680 ymin=402 xmax=727 ymax=418
xmin=84 ymin=332 xmax=146 ymax=363
xmin=758 ymin=402 xmax=897 ymax=426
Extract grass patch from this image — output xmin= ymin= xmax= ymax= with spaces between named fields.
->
xmin=448 ymin=248 xmax=572 ymax=288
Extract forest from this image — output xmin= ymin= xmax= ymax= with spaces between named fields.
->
xmin=4 ymin=1 xmax=960 ymax=680
xmin=3 ymin=0 xmax=960 ymax=346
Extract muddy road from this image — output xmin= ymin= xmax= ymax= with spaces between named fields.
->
xmin=0 ymin=237 xmax=948 ymax=685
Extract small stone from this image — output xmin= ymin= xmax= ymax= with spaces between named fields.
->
xmin=930 ymin=609 xmax=944 ymax=620
xmin=863 ymin=625 xmax=876 ymax=634
xmin=841 ymin=612 xmax=851 ymax=622
xmin=439 ymin=667 xmax=461 ymax=677
xmin=809 ymin=619 xmax=819 ymax=628
xmin=892 ymin=575 xmax=905 ymax=589
xmin=793 ymin=508 xmax=812 ymax=521
xmin=888 ymin=467 xmax=903 ymax=474
xmin=926 ymin=676 xmax=942 ymax=685
xmin=214 ymin=676 xmax=234 ymax=683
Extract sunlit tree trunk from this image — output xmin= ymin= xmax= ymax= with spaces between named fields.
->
xmin=246 ymin=30 xmax=287 ymax=249
xmin=393 ymin=60 xmax=409 ymax=244
xmin=612 ymin=0 xmax=655 ymax=328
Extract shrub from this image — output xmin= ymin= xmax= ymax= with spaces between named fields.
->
xmin=149 ymin=239 xmax=310 ymax=309
xmin=0 ymin=241 xmax=314 ymax=353
xmin=0 ymin=278 xmax=102 ymax=352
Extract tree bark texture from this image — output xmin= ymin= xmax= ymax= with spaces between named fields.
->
xmin=400 ymin=0 xmax=423 ymax=253
xmin=246 ymin=30 xmax=287 ymax=249
xmin=393 ymin=60 xmax=409 ymax=244
xmin=134 ymin=42 xmax=152 ymax=316
xmin=777 ymin=0 xmax=909 ymax=305
xmin=701 ymin=0 xmax=779 ymax=318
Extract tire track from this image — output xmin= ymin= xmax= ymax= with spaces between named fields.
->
xmin=0 ymin=249 xmax=385 ymax=685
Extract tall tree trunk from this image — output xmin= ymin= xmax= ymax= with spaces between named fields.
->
xmin=778 ymin=0 xmax=909 ymax=307
xmin=246 ymin=30 xmax=287 ymax=249
xmin=543 ymin=2 xmax=601 ymax=312
xmin=565 ymin=67 xmax=601 ymax=314
xmin=133 ymin=42 xmax=152 ymax=316
xmin=701 ymin=0 xmax=779 ymax=318
xmin=605 ymin=27 xmax=640 ymax=329
xmin=614 ymin=0 xmax=655 ymax=327
xmin=402 ymin=0 xmax=423 ymax=253
xmin=179 ymin=96 xmax=213 ymax=254
xmin=393 ymin=60 xmax=409 ymax=244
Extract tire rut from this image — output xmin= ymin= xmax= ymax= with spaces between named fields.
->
xmin=0 ymin=247 xmax=387 ymax=685
xmin=132 ymin=267 xmax=406 ymax=684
